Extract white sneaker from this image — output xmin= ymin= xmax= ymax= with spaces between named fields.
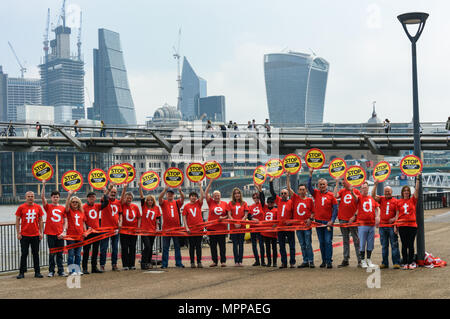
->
xmin=77 ymin=271 xmax=84 ymax=276
xmin=367 ymin=259 xmax=377 ymax=268
xmin=361 ymin=259 xmax=368 ymax=268
xmin=47 ymin=272 xmax=54 ymax=277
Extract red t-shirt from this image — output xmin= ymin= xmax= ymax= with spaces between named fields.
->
xmin=140 ymin=204 xmax=161 ymax=232
xmin=261 ymin=207 xmax=277 ymax=238
xmin=160 ymin=199 xmax=182 ymax=230
xmin=64 ymin=209 xmax=86 ymax=236
xmin=43 ymin=203 xmax=65 ymax=235
xmin=228 ymin=201 xmax=249 ymax=229
xmin=396 ymin=197 xmax=418 ymax=228
xmin=312 ymin=190 xmax=338 ymax=221
xmin=275 ymin=196 xmax=293 ymax=221
xmin=248 ymin=202 xmax=264 ymax=228
xmin=291 ymin=193 xmax=314 ymax=221
xmin=206 ymin=198 xmax=229 ymax=231
xmin=100 ymin=198 xmax=122 ymax=228
xmin=356 ymin=195 xmax=379 ymax=226
xmin=337 ymin=188 xmax=360 ymax=221
xmin=378 ymin=196 xmax=397 ymax=224
xmin=182 ymin=200 xmax=204 ymax=227
xmin=15 ymin=203 xmax=44 ymax=237
xmin=82 ymin=203 xmax=101 ymax=230
xmin=122 ymin=203 xmax=142 ymax=229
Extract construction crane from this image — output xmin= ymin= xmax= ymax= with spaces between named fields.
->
xmin=77 ymin=11 xmax=82 ymax=60
xmin=8 ymin=41 xmax=26 ymax=78
xmin=173 ymin=28 xmax=182 ymax=111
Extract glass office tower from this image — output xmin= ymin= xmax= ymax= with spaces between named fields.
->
xmin=180 ymin=57 xmax=207 ymax=121
xmin=264 ymin=51 xmax=329 ymax=126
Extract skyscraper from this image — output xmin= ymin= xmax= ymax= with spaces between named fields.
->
xmin=93 ymin=28 xmax=137 ymax=125
xmin=39 ymin=24 xmax=85 ymax=121
xmin=264 ymin=51 xmax=329 ymax=126
xmin=199 ymin=96 xmax=226 ymax=122
xmin=180 ymin=57 xmax=207 ymax=120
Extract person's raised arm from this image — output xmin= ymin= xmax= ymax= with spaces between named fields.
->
xmin=178 ymin=186 xmax=185 ymax=206
xmin=159 ymin=185 xmax=168 ymax=206
xmin=307 ymin=167 xmax=315 ymax=195
xmin=333 ymin=177 xmax=341 ymax=199
xmin=139 ymin=183 xmax=144 ymax=199
xmin=269 ymin=176 xmax=276 ymax=198
xmin=286 ymin=172 xmax=294 ymax=197
xmin=41 ymin=180 xmax=47 ymax=206
xmin=101 ymin=184 xmax=113 ymax=210
xmin=198 ymin=183 xmax=205 ymax=203
xmin=65 ymin=190 xmax=74 ymax=213
xmin=413 ymin=173 xmax=421 ymax=199
xmin=205 ymin=178 xmax=213 ymax=202
xmin=372 ymin=180 xmax=380 ymax=202
xmin=120 ymin=183 xmax=128 ymax=204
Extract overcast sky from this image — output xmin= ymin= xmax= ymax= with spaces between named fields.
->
xmin=1 ymin=0 xmax=448 ymax=125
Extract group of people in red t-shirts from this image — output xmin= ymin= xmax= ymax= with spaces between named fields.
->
xmin=14 ymin=168 xmax=421 ymax=279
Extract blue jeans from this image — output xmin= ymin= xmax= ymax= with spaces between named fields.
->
xmin=251 ymin=232 xmax=265 ymax=264
xmin=315 ymin=220 xmax=333 ymax=264
xmin=100 ymin=233 xmax=119 ymax=266
xmin=277 ymin=231 xmax=296 ymax=265
xmin=67 ymin=240 xmax=82 ymax=271
xmin=230 ymin=233 xmax=245 ymax=263
xmin=379 ymin=227 xmax=401 ymax=266
xmin=162 ymin=236 xmax=183 ymax=268
xmin=296 ymin=229 xmax=313 ymax=263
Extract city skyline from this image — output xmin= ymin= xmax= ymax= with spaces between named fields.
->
xmin=0 ymin=1 xmax=449 ymax=125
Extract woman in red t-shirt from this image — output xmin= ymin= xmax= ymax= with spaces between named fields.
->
xmin=227 ymin=187 xmax=248 ymax=266
xmin=395 ymin=175 xmax=420 ymax=270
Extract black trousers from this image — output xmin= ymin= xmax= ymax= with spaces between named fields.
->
xmin=120 ymin=234 xmax=137 ymax=268
xmin=263 ymin=236 xmax=278 ymax=266
xmin=20 ymin=236 xmax=40 ymax=274
xmin=188 ymin=236 xmax=203 ymax=264
xmin=141 ymin=235 xmax=156 ymax=266
xmin=82 ymin=233 xmax=100 ymax=271
xmin=251 ymin=232 xmax=265 ymax=263
xmin=209 ymin=234 xmax=226 ymax=264
xmin=398 ymin=226 xmax=417 ymax=264
xmin=47 ymin=235 xmax=64 ymax=274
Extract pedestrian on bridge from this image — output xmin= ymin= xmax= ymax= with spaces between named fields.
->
xmin=100 ymin=120 xmax=106 ymax=137
xmin=36 ymin=122 xmax=42 ymax=137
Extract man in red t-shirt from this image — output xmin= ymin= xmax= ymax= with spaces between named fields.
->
xmin=334 ymin=177 xmax=361 ymax=268
xmin=15 ymin=191 xmax=44 ymax=279
xmin=82 ymin=191 xmax=103 ymax=274
xmin=41 ymin=180 xmax=66 ymax=277
xmin=205 ymin=178 xmax=229 ymax=267
xmin=372 ymin=180 xmax=401 ymax=269
xmin=159 ymin=185 xmax=185 ymax=268
xmin=182 ymin=184 xmax=205 ymax=268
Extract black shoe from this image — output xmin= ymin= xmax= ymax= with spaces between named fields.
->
xmin=297 ymin=263 xmax=309 ymax=268
xmin=266 ymin=263 xmax=271 ymax=267
xmin=338 ymin=260 xmax=349 ymax=268
xmin=176 ymin=264 xmax=185 ymax=268
xmin=16 ymin=273 xmax=24 ymax=279
xmin=326 ymin=263 xmax=333 ymax=269
xmin=34 ymin=272 xmax=44 ymax=278
xmin=279 ymin=264 xmax=287 ymax=269
xmin=261 ymin=262 xmax=267 ymax=267
xmin=92 ymin=267 xmax=103 ymax=273
xmin=320 ymin=263 xmax=326 ymax=268
xmin=83 ymin=269 xmax=90 ymax=275
xmin=252 ymin=261 xmax=260 ymax=266
xmin=309 ymin=262 xmax=315 ymax=268
xmin=273 ymin=263 xmax=277 ymax=267
xmin=289 ymin=264 xmax=296 ymax=268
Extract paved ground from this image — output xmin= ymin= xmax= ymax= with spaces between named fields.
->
xmin=1 ymin=209 xmax=449 ymax=299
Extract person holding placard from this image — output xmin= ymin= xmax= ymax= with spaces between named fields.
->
xmin=227 ymin=187 xmax=249 ymax=267
xmin=139 ymin=185 xmax=161 ymax=270
xmin=182 ymin=184 xmax=205 ymax=268
xmin=158 ymin=185 xmax=185 ymax=269
xmin=15 ymin=191 xmax=45 ymax=279
xmin=307 ymin=168 xmax=338 ymax=269
xmin=286 ymin=178 xmax=315 ymax=268
xmin=372 ymin=180 xmax=401 ymax=269
xmin=62 ymin=191 xmax=89 ymax=275
xmin=333 ymin=177 xmax=362 ymax=268
xmin=99 ymin=182 xmax=123 ymax=272
xmin=248 ymin=183 xmax=266 ymax=267
xmin=205 ymin=178 xmax=229 ymax=267
xmin=41 ymin=180 xmax=66 ymax=277
xmin=261 ymin=197 xmax=278 ymax=267
xmin=269 ymin=176 xmax=296 ymax=268
xmin=81 ymin=191 xmax=103 ymax=274
xmin=348 ymin=182 xmax=380 ymax=269
xmin=120 ymin=183 xmax=142 ymax=270
xmin=394 ymin=175 xmax=420 ymax=270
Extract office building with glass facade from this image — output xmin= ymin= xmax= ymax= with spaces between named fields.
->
xmin=264 ymin=51 xmax=329 ymax=126
xmin=199 ymin=95 xmax=226 ymax=122
xmin=93 ymin=28 xmax=136 ymax=125
xmin=180 ymin=57 xmax=207 ymax=121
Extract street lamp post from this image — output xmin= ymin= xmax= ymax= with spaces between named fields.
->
xmin=397 ymin=12 xmax=429 ymax=264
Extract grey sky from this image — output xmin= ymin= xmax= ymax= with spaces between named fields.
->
xmin=1 ymin=0 xmax=448 ymax=125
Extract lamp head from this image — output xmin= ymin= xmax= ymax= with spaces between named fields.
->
xmin=397 ymin=12 xmax=429 ymax=43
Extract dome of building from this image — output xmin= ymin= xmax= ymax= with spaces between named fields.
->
xmin=153 ymin=103 xmax=182 ymax=121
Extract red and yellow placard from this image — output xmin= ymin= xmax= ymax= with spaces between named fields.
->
xmin=121 ymin=162 xmax=136 ymax=183
xmin=186 ymin=163 xmax=205 ymax=183
xmin=344 ymin=165 xmax=366 ymax=187
xmin=253 ymin=165 xmax=267 ymax=185
xmin=283 ymin=154 xmax=302 ymax=175
xmin=305 ymin=148 xmax=325 ymax=169
xmin=164 ymin=167 xmax=184 ymax=188
xmin=140 ymin=171 xmax=160 ymax=191
xmin=61 ymin=170 xmax=83 ymax=192
xmin=32 ymin=160 xmax=54 ymax=181
xmin=265 ymin=158 xmax=284 ymax=178
xmin=400 ymin=155 xmax=423 ymax=177
xmin=107 ymin=164 xmax=128 ymax=185
xmin=328 ymin=158 xmax=347 ymax=179
xmin=204 ymin=161 xmax=222 ymax=180
xmin=373 ymin=161 xmax=391 ymax=182
xmin=88 ymin=168 xmax=108 ymax=190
